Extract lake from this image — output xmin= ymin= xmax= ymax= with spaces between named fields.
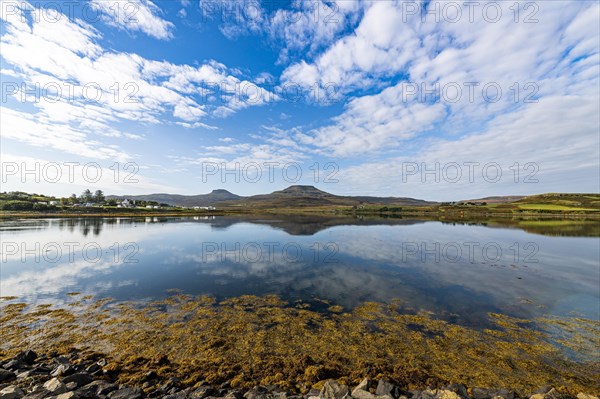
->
xmin=1 ymin=216 xmax=598 ymax=326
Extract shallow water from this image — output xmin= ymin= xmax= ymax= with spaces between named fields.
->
xmin=1 ymin=216 xmax=599 ymax=325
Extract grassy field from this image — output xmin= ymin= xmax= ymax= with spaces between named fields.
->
xmin=517 ymin=204 xmax=598 ymax=211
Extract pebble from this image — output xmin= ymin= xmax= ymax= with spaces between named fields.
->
xmin=0 ymin=350 xmax=596 ymax=399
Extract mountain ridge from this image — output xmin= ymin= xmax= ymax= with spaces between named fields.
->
xmin=107 ymin=185 xmax=434 ymax=208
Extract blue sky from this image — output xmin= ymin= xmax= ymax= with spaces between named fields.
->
xmin=1 ymin=0 xmax=599 ymax=201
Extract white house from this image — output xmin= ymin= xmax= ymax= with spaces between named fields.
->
xmin=120 ymin=199 xmax=134 ymax=208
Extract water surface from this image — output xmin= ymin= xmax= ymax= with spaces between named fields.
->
xmin=1 ymin=216 xmax=598 ymax=325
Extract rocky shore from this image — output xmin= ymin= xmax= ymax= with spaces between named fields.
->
xmin=0 ymin=350 xmax=597 ymax=399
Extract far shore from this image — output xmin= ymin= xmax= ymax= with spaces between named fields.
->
xmin=1 ymin=206 xmax=600 ymax=219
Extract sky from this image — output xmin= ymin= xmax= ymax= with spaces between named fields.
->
xmin=1 ymin=0 xmax=599 ymax=201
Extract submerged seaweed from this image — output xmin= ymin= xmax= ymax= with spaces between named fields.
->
xmin=1 ymin=294 xmax=598 ymax=395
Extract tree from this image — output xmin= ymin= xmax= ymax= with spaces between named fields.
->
xmin=69 ymin=194 xmax=78 ymax=204
xmin=93 ymin=190 xmax=105 ymax=203
xmin=81 ymin=189 xmax=93 ymax=203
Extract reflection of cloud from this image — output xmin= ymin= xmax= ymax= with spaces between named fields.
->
xmin=0 ymin=257 xmax=124 ymax=299
xmin=1 ymin=217 xmax=597 ymax=320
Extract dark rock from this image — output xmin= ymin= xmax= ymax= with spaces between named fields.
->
xmin=190 ymin=386 xmax=216 ymax=399
xmin=16 ymin=370 xmax=48 ymax=379
xmin=320 ymin=380 xmax=349 ymax=399
xmin=472 ymin=389 xmax=513 ymax=399
xmin=0 ymin=385 xmax=25 ymax=399
xmin=54 ymin=357 xmax=70 ymax=365
xmin=62 ymin=373 xmax=94 ymax=388
xmin=163 ymin=391 xmax=189 ymax=399
xmin=2 ymin=361 xmax=22 ymax=371
xmin=22 ymin=389 xmax=51 ymax=399
xmin=51 ymin=364 xmax=73 ymax=377
xmin=80 ymin=380 xmax=118 ymax=396
xmin=0 ymin=370 xmax=16 ymax=383
xmin=108 ymin=387 xmax=142 ymax=399
xmin=244 ymin=386 xmax=274 ymax=399
xmin=16 ymin=351 xmax=37 ymax=365
xmin=85 ymin=364 xmax=100 ymax=374
xmin=56 ymin=393 xmax=80 ymax=399
xmin=144 ymin=371 xmax=158 ymax=381
xmin=154 ymin=356 xmax=170 ymax=366
xmin=376 ymin=380 xmax=401 ymax=399
xmin=226 ymin=390 xmax=245 ymax=399
xmin=443 ymin=385 xmax=468 ymax=399
xmin=530 ymin=389 xmax=568 ymax=399
xmin=308 ymin=389 xmax=321 ymax=397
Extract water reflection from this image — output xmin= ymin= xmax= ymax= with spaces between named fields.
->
xmin=1 ymin=216 xmax=598 ymax=326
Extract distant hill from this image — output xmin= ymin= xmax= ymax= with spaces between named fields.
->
xmin=460 ymin=196 xmax=525 ymax=204
xmin=108 ymin=185 xmax=434 ymax=208
xmin=107 ymin=189 xmax=241 ymax=207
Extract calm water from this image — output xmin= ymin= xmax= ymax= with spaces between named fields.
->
xmin=1 ymin=216 xmax=599 ymax=325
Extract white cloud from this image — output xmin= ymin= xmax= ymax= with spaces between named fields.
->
xmin=89 ymin=0 xmax=175 ymax=40
xmin=0 ymin=107 xmax=131 ymax=161
xmin=273 ymin=0 xmax=599 ymax=159
xmin=334 ymin=93 xmax=600 ymax=200
xmin=0 ymin=1 xmax=276 ymax=161
xmin=209 ymin=0 xmax=367 ymax=63
xmin=291 ymin=82 xmax=447 ymax=156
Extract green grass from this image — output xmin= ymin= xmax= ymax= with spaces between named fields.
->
xmin=517 ymin=204 xmax=598 ymax=212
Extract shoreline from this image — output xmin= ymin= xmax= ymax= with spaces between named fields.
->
xmin=1 ymin=210 xmax=599 ymax=218
xmin=0 ymin=349 xmax=598 ymax=399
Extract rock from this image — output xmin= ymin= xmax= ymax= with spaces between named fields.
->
xmin=0 ymin=370 xmax=16 ymax=383
xmin=530 ymin=389 xmax=567 ymax=399
xmin=50 ymin=364 xmax=72 ymax=378
xmin=15 ymin=371 xmax=30 ymax=379
xmin=44 ymin=377 xmax=68 ymax=394
xmin=80 ymin=380 xmax=118 ymax=396
xmin=85 ymin=364 xmax=100 ymax=374
xmin=108 ymin=387 xmax=143 ymax=399
xmin=16 ymin=351 xmax=37 ymax=365
xmin=354 ymin=379 xmax=371 ymax=393
xmin=2 ymin=361 xmax=21 ymax=371
xmin=376 ymin=380 xmax=401 ymax=399
xmin=577 ymin=395 xmax=598 ymax=399
xmin=62 ymin=373 xmax=93 ymax=388
xmin=56 ymin=393 xmax=79 ymax=399
xmin=17 ymin=370 xmax=44 ymax=379
xmin=413 ymin=390 xmax=462 ymax=399
xmin=53 ymin=357 xmax=70 ymax=365
xmin=473 ymin=389 xmax=513 ymax=399
xmin=320 ymin=380 xmax=349 ymax=399
xmin=21 ymin=390 xmax=49 ymax=399
xmin=144 ymin=371 xmax=158 ymax=381
xmin=352 ymin=390 xmax=379 ymax=399
xmin=65 ymin=382 xmax=78 ymax=390
xmin=162 ymin=392 xmax=188 ymax=399
xmin=443 ymin=385 xmax=468 ymax=399
xmin=0 ymin=386 xmax=24 ymax=399
xmin=352 ymin=379 xmax=377 ymax=399
xmin=190 ymin=386 xmax=216 ymax=399
xmin=226 ymin=391 xmax=246 ymax=399
xmin=245 ymin=386 xmax=275 ymax=399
